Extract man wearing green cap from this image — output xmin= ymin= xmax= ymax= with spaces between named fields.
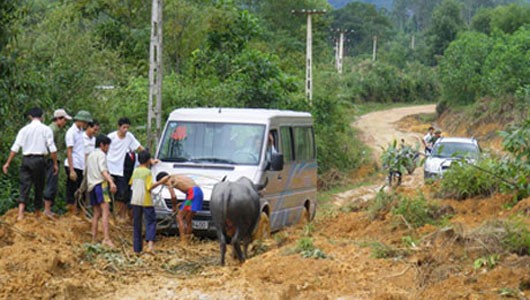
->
xmin=65 ymin=110 xmax=92 ymax=215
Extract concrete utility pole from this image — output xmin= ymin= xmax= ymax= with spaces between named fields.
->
xmin=147 ymin=0 xmax=163 ymax=151
xmin=333 ymin=38 xmax=339 ymax=71
xmin=292 ymin=9 xmax=326 ymax=105
xmin=372 ymin=35 xmax=377 ymax=62
xmin=332 ymin=29 xmax=351 ymax=74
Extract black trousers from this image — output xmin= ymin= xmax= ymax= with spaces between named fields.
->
xmin=43 ymin=158 xmax=59 ymax=202
xmin=19 ymin=155 xmax=46 ymax=210
xmin=65 ymin=167 xmax=83 ymax=205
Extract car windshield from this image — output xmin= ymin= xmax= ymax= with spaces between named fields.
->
xmin=432 ymin=141 xmax=479 ymax=159
xmin=157 ymin=121 xmax=265 ymax=165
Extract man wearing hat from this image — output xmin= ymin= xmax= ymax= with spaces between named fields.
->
xmin=2 ymin=107 xmax=58 ymax=221
xmin=64 ymin=110 xmax=92 ymax=215
xmin=43 ymin=109 xmax=72 ymax=218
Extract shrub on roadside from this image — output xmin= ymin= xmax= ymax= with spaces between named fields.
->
xmin=468 ymin=219 xmax=530 ymax=256
xmin=502 ymin=219 xmax=530 ymax=256
xmin=366 ymin=241 xmax=409 ymax=259
xmin=436 ymin=158 xmax=499 ymax=200
xmin=391 ymin=192 xmax=439 ymax=228
xmin=367 ymin=191 xmax=398 ymax=220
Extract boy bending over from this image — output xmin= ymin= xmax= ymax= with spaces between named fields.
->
xmin=156 ymin=172 xmax=203 ymax=243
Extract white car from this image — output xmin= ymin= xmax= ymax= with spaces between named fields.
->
xmin=424 ymin=137 xmax=481 ymax=180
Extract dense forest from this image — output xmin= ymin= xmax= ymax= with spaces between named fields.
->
xmin=0 ymin=0 xmax=529 ymax=213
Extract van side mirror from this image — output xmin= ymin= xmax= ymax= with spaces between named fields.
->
xmin=269 ymin=153 xmax=284 ymax=171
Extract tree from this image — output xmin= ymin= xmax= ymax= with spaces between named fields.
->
xmin=438 ymin=31 xmax=492 ymax=104
xmin=490 ymin=4 xmax=530 ymax=34
xmin=425 ymin=0 xmax=465 ymax=65
xmin=481 ymin=27 xmax=530 ymax=97
xmin=330 ymin=2 xmax=393 ymax=56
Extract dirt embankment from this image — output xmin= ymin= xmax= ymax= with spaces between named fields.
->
xmin=1 ymin=104 xmax=529 ymax=300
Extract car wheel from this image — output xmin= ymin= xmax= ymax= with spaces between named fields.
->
xmin=253 ymin=212 xmax=271 ymax=241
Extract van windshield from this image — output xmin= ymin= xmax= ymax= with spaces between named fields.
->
xmin=157 ymin=121 xmax=266 ymax=165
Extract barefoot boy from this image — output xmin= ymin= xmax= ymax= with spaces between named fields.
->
xmin=155 ymin=172 xmax=204 ymax=242
xmin=86 ymin=134 xmax=116 ymax=247
xmin=130 ymin=150 xmax=165 ymax=253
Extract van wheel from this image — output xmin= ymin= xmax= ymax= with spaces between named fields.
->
xmin=298 ymin=207 xmax=310 ymax=227
xmin=253 ymin=212 xmax=271 ymax=240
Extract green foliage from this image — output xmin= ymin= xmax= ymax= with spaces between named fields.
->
xmin=401 ymin=235 xmax=419 ymax=248
xmin=489 ymin=4 xmax=530 ymax=34
xmin=329 ymin=2 xmax=393 ymax=56
xmin=367 ymin=190 xmax=398 ymax=220
xmin=311 ymin=74 xmax=369 ymax=177
xmin=345 ymin=60 xmax=439 ymax=103
xmin=0 ymin=176 xmax=18 ymax=215
xmin=439 ymin=23 xmax=529 ymax=105
xmin=381 ymin=139 xmax=419 ymax=177
xmin=425 ymin=0 xmax=465 ymax=65
xmin=473 ymin=254 xmax=500 ymax=269
xmin=366 ymin=241 xmax=409 ymax=259
xmin=497 ymin=117 xmax=530 ymax=200
xmin=391 ymin=192 xmax=438 ymax=228
xmin=439 ymin=31 xmax=492 ymax=104
xmin=437 ymin=158 xmax=498 ymax=200
xmin=481 ymin=27 xmax=530 ymax=97
xmin=502 ymin=218 xmax=530 ymax=256
xmin=293 ymin=237 xmax=327 ymax=259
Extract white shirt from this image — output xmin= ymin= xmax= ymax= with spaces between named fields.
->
xmin=85 ymin=148 xmax=108 ymax=192
xmin=11 ymin=119 xmax=57 ymax=155
xmin=64 ymin=124 xmax=85 ymax=170
xmin=423 ymin=133 xmax=433 ymax=146
xmin=84 ymin=132 xmax=96 ymax=156
xmin=107 ymin=131 xmax=141 ymax=176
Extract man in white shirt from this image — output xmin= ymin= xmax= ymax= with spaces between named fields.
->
xmin=65 ymin=110 xmax=92 ymax=215
xmin=422 ymin=126 xmax=435 ymax=155
xmin=107 ymin=117 xmax=144 ymax=221
xmin=84 ymin=119 xmax=100 ymax=159
xmin=3 ymin=107 xmax=58 ymax=221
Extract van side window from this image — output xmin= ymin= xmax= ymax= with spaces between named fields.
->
xmin=293 ymin=126 xmax=315 ymax=160
xmin=280 ymin=127 xmax=294 ymax=162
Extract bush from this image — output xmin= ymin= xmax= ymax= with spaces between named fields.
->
xmin=391 ymin=193 xmax=439 ymax=228
xmin=498 ymin=117 xmax=530 ymax=200
xmin=366 ymin=241 xmax=409 ymax=259
xmin=503 ymin=219 xmax=530 ymax=256
xmin=344 ymin=60 xmax=439 ymax=104
xmin=437 ymin=158 xmax=499 ymax=200
xmin=367 ymin=191 xmax=398 ymax=220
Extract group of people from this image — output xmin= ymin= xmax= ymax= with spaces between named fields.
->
xmin=422 ymin=126 xmax=442 ymax=154
xmin=3 ymin=107 xmax=204 ymax=254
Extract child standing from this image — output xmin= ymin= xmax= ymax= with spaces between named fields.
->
xmin=130 ymin=150 xmax=164 ymax=253
xmin=86 ymin=134 xmax=117 ymax=247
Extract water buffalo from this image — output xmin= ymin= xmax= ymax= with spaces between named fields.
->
xmin=210 ymin=176 xmax=264 ymax=265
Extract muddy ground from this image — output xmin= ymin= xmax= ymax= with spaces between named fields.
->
xmin=1 ymin=104 xmax=529 ymax=300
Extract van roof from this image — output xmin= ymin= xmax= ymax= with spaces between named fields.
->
xmin=168 ymin=108 xmax=312 ymax=123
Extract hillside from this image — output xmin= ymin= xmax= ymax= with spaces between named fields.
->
xmin=1 ymin=105 xmax=528 ymax=299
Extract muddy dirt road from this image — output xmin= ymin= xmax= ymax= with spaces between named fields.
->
xmin=354 ymin=104 xmax=436 ymax=160
xmin=1 ymin=104 xmax=529 ymax=300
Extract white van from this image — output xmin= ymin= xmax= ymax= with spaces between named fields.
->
xmin=151 ymin=108 xmax=317 ymax=237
